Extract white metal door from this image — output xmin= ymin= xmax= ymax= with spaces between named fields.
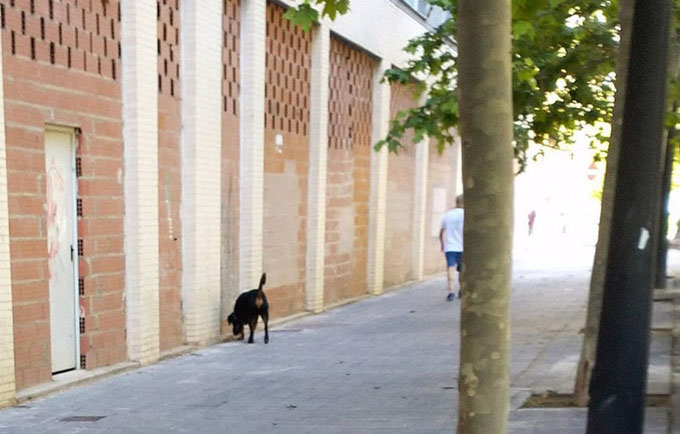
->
xmin=45 ymin=128 xmax=78 ymax=373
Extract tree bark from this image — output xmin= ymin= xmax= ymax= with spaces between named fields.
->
xmin=572 ymin=0 xmax=634 ymax=407
xmin=456 ymin=1 xmax=513 ymax=433
xmin=586 ymin=1 xmax=671 ymax=431
xmin=654 ymin=29 xmax=680 ymax=288
xmin=655 ymin=126 xmax=675 ymax=289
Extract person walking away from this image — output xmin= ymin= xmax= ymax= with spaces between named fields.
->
xmin=440 ymin=195 xmax=464 ymax=301
xmin=528 ymin=209 xmax=536 ymax=235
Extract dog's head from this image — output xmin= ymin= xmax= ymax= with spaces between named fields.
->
xmin=227 ymin=313 xmax=243 ymax=336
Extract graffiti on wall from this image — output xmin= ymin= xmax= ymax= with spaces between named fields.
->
xmin=46 ymin=157 xmax=66 ymax=279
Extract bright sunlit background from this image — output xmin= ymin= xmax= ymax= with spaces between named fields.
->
xmin=512 ymin=127 xmax=680 ymax=274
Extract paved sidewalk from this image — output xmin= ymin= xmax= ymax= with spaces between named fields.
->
xmin=0 ymin=249 xmax=673 ymax=433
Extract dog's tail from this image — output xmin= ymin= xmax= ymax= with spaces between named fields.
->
xmin=258 ymin=273 xmax=267 ymax=293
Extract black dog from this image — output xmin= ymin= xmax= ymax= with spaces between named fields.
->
xmin=227 ymin=273 xmax=269 ymax=344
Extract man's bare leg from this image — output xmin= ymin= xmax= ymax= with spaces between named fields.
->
xmin=457 ymin=270 xmax=462 ymax=298
xmin=447 ymin=267 xmax=456 ymax=300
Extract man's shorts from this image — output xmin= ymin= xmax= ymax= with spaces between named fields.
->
xmin=445 ymin=251 xmax=463 ymax=271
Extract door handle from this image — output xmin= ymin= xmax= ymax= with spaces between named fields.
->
xmin=70 ymin=245 xmax=74 ymax=262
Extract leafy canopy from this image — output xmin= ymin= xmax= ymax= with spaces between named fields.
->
xmin=287 ymin=0 xmax=620 ymax=171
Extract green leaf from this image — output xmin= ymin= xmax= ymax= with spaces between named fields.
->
xmin=319 ymin=0 xmax=350 ymax=20
xmin=441 ymin=98 xmax=458 ymax=116
xmin=284 ymin=3 xmax=319 ymax=32
xmin=513 ymin=20 xmax=534 ymax=39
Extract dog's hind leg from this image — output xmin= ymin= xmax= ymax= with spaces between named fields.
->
xmin=262 ymin=312 xmax=269 ymax=344
xmin=247 ymin=317 xmax=258 ymax=343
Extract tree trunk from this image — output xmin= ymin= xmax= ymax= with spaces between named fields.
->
xmin=587 ymin=1 xmax=671 ymax=430
xmin=655 ymin=125 xmax=675 ymax=289
xmin=456 ymin=1 xmax=513 ymax=433
xmin=572 ymin=0 xmax=635 ymax=407
xmin=587 ymin=0 xmax=671 ymax=434
xmin=654 ymin=29 xmax=680 ymax=288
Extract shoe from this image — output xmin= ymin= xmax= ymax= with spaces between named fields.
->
xmin=447 ymin=293 xmax=455 ymax=301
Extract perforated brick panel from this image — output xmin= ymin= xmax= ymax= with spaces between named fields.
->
xmin=389 ymin=81 xmax=418 ymax=156
xmin=0 ymin=0 xmax=121 ymax=79
xmin=222 ymin=0 xmax=239 ymax=116
xmin=328 ymin=37 xmax=373 ymax=150
xmin=383 ymin=81 xmax=420 ymax=287
xmin=262 ymin=1 xmax=311 ymax=319
xmin=325 ymin=36 xmax=375 ymax=305
xmin=157 ymin=0 xmax=179 ymax=97
xmin=264 ymin=2 xmax=310 ymax=135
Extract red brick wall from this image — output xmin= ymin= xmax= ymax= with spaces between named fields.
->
xmin=157 ymin=0 xmax=183 ymax=352
xmin=1 ymin=0 xmax=126 ymax=388
xmin=221 ymin=0 xmax=240 ymax=326
xmin=424 ymin=142 xmax=458 ymax=276
xmin=262 ymin=2 xmax=310 ymax=318
xmin=383 ymin=82 xmax=418 ymax=288
xmin=325 ymin=37 xmax=374 ymax=305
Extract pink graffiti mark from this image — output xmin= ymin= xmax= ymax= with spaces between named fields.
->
xmin=46 ymin=157 xmax=64 ymax=227
xmin=46 ymin=157 xmax=65 ymax=280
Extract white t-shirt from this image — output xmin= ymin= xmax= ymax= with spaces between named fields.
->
xmin=441 ymin=208 xmax=464 ymax=252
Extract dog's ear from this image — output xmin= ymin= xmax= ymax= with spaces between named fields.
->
xmin=227 ymin=313 xmax=234 ymax=325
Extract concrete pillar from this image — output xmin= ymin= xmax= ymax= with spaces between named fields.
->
xmin=367 ymin=63 xmax=390 ymax=296
xmin=239 ymin=0 xmax=266 ymax=291
xmin=180 ymin=0 xmax=223 ymax=344
xmin=121 ymin=0 xmax=160 ymax=365
xmin=454 ymin=137 xmax=463 ymax=196
xmin=0 ymin=27 xmax=16 ymax=406
xmin=305 ymin=24 xmax=330 ymax=313
xmin=412 ymin=139 xmax=429 ymax=281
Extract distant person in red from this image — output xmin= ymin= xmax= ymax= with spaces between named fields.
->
xmin=528 ymin=209 xmax=536 ymax=236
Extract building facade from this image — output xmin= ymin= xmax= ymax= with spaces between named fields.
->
xmin=0 ymin=0 xmax=460 ymax=406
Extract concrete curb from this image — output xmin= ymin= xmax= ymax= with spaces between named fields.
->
xmin=8 ymin=277 xmax=440 ymax=410
xmin=510 ymin=387 xmax=533 ymax=410
xmin=15 ymin=361 xmax=140 ymax=405
xmin=159 ymin=345 xmax=196 ymax=361
xmin=654 ymin=288 xmax=680 ymax=302
xmin=671 ymin=292 xmax=680 ymax=433
xmin=654 ymin=279 xmax=680 ymax=433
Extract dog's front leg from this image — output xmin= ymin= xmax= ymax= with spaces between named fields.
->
xmin=248 ymin=317 xmax=258 ymax=343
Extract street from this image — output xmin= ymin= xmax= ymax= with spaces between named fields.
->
xmin=0 ymin=245 xmax=673 ymax=433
